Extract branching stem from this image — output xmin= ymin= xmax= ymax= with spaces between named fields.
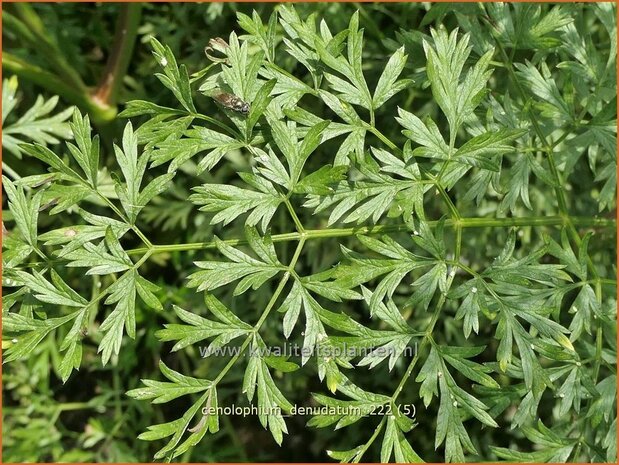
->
xmin=125 ymin=215 xmax=615 ymax=255
xmin=211 ymin=239 xmax=306 ymax=387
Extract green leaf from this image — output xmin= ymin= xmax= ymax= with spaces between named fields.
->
xmin=243 ymin=335 xmax=293 ymax=445
xmin=58 ymin=337 xmax=83 ymax=383
xmin=114 ymin=121 xmax=165 ymax=224
xmin=268 ymin=117 xmax=330 ymax=186
xmin=586 ymin=375 xmax=616 ymax=427
xmin=190 ymin=175 xmax=283 ymax=231
xmin=356 ymin=332 xmax=414 ymax=371
xmin=188 ymin=228 xmax=284 ymax=294
xmin=396 ymin=109 xmax=450 ymax=160
xmin=491 ymin=420 xmax=577 ymax=462
xmin=261 ymin=63 xmax=314 ymax=115
xmin=424 ymin=27 xmax=494 ymax=145
xmin=360 ymin=286 xmax=410 ymax=333
xmin=331 ymin=235 xmax=434 ymax=315
xmin=454 ymin=288 xmax=481 ymax=338
xmin=516 ymin=60 xmax=572 ymax=123
xmin=417 ymin=344 xmax=499 ymax=452
xmin=438 ymin=345 xmax=500 ymax=389
xmin=118 ymin=100 xmax=187 ymax=118
xmin=373 ymin=46 xmax=412 ymax=109
xmin=116 ymin=123 xmax=175 ymax=219
xmin=309 ymin=381 xmax=389 ymax=430
xmin=18 ymin=143 xmax=83 ymax=182
xmin=344 ymin=11 xmax=372 ymax=109
xmin=454 ymin=129 xmax=526 ymax=171
xmin=381 ymin=415 xmax=423 ymax=463
xmin=150 ymin=38 xmax=196 ymax=112
xmin=64 ymin=228 xmax=133 ymax=275
xmin=3 ymin=311 xmax=77 ymax=362
xmin=246 ymin=78 xmax=276 ymax=137
xmin=127 ymin=361 xmax=211 ymax=404
xmin=318 ymin=89 xmax=364 ymax=126
xmin=435 ymin=376 xmax=477 ymax=462
xmin=276 ymin=279 xmax=328 ymax=366
xmin=278 ymin=279 xmax=304 ymax=339
xmin=221 ymin=32 xmax=264 ymax=103
xmin=294 ymin=164 xmax=348 ymax=195
xmin=499 ymin=155 xmax=532 ymax=212
xmin=13 ymin=269 xmax=87 ymax=307
xmin=156 ymin=298 xmax=251 ymax=352
xmin=2 ymin=76 xmax=73 ymax=158
xmin=129 ymin=364 xmax=217 ymax=459
xmin=3 ymin=175 xmax=41 ymax=248
xmin=97 ymin=266 xmax=159 ymax=365
xmin=416 ymin=345 xmax=441 ymax=407
xmin=238 ymin=10 xmax=278 ymax=62
xmin=150 ymin=127 xmax=245 ymax=174
xmin=66 ymin=109 xmax=99 ymax=187
xmin=300 ymin=275 xmax=362 ymax=303
xmin=4 ymin=6 xmax=614 ymax=463
xmin=98 ymin=271 xmax=136 ymax=364
xmin=39 ymin=209 xmax=131 ymax=258
xmin=2 ymin=75 xmax=19 ymax=124
xmin=304 ymin=151 xmax=425 ymax=225
xmin=263 ymin=354 xmax=300 ymax=373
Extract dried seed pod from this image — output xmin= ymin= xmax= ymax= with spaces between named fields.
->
xmin=205 ymin=37 xmax=229 ymax=63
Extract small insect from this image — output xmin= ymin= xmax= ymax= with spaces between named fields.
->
xmin=212 ymin=90 xmax=250 ymax=115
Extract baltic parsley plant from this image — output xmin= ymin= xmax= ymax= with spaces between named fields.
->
xmin=2 ymin=3 xmax=617 ymax=463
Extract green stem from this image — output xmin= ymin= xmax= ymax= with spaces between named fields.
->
xmin=92 ymin=4 xmax=142 ymax=107
xmin=490 ymin=29 xmax=573 ymax=214
xmin=3 ymin=4 xmax=142 ymax=126
xmin=212 ymin=239 xmax=306 ymax=386
xmin=88 ymin=188 xmax=153 ymax=249
xmin=49 ymin=401 xmax=102 ymax=425
xmin=431 ymin=175 xmax=461 ymax=220
xmin=447 ymin=264 xmax=617 ymax=290
xmin=354 ymin=3 xmax=386 ymax=43
xmin=485 ymin=15 xmax=601 ymax=282
xmin=592 ymin=325 xmax=603 ymax=382
xmin=212 ymin=336 xmax=253 ymax=386
xmin=354 ymin=416 xmax=387 ymax=463
xmin=2 ymin=161 xmax=23 ymax=182
xmin=125 ymin=215 xmax=615 ymax=255
xmin=192 ymin=113 xmax=243 ymax=139
xmin=2 ymin=53 xmax=117 ymax=124
xmin=133 ymin=249 xmax=153 ymax=268
xmin=283 ymin=197 xmax=305 ymax=233
xmin=367 ymin=125 xmax=402 ymax=155
xmin=392 ymin=226 xmax=462 ymax=403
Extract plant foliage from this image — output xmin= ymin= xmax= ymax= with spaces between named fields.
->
xmin=2 ymin=3 xmax=617 ymax=463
